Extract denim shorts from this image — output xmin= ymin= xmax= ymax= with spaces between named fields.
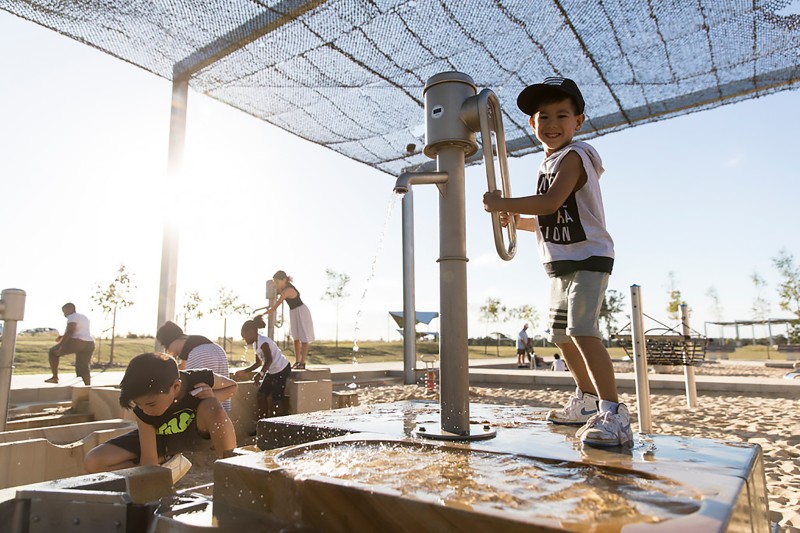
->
xmin=548 ymin=270 xmax=609 ymax=344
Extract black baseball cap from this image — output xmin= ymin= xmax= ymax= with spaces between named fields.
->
xmin=517 ymin=77 xmax=585 ymax=115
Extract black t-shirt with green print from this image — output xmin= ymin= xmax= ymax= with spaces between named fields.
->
xmin=105 ymin=369 xmax=216 ymax=460
xmin=134 ymin=369 xmax=212 ymax=432
xmin=133 ymin=369 xmax=214 ymax=453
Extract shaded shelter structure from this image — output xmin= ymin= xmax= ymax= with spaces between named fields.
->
xmin=0 ymin=0 xmax=800 ymax=424
xmin=0 ymin=0 xmax=800 ymax=366
xmin=3 ymin=0 xmax=798 ymax=176
xmin=388 ymin=311 xmax=439 ymax=338
xmin=1 ymin=0 xmax=798 ymax=359
xmin=704 ymin=318 xmax=797 ymax=346
xmin=1 ymin=3 xmax=796 ymax=527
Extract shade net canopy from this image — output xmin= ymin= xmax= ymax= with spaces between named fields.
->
xmin=2 ymin=0 xmax=798 ymax=176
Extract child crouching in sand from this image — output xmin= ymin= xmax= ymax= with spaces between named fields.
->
xmin=84 ymin=352 xmax=237 ymax=473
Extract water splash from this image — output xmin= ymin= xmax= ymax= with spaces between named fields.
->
xmin=278 ymin=442 xmax=702 ymax=523
xmin=351 ymin=191 xmax=402 ymax=355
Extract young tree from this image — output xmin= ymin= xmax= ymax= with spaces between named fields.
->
xmin=706 ymin=286 xmax=724 ymax=338
xmin=751 ymin=271 xmax=771 ymax=330
xmin=599 ymin=289 xmax=625 ymax=344
xmin=91 ymin=264 xmax=135 ymax=364
xmin=510 ymin=304 xmax=539 ymax=331
xmin=321 ymin=269 xmax=351 ymax=348
xmin=208 ymin=288 xmax=250 ymax=353
xmin=750 ymin=272 xmax=772 ymax=355
xmin=479 ymin=297 xmax=507 ymax=356
xmin=772 ymin=249 xmax=800 ymax=342
xmin=510 ymin=304 xmax=539 ymax=349
xmin=182 ymin=290 xmax=204 ymax=331
xmin=665 ymin=271 xmax=685 ymax=322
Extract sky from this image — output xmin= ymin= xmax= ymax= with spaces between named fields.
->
xmin=1 ymin=11 xmax=799 ymax=356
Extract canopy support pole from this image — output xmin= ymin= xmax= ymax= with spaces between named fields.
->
xmin=0 ymin=289 xmax=26 ymax=433
xmin=156 ymin=78 xmax=188 ymax=343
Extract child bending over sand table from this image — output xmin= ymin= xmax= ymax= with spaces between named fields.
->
xmin=84 ymin=352 xmax=238 ymax=473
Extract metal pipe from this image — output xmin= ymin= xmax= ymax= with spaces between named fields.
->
xmin=156 ymin=78 xmax=188 ymax=343
xmin=680 ymin=304 xmax=698 ymax=408
xmin=0 ymin=288 xmax=26 ymax=432
xmin=437 ymin=146 xmax=469 ymax=435
xmin=401 ymin=189 xmax=417 ymax=385
xmin=394 ymin=175 xmax=447 ymax=386
xmin=266 ymin=280 xmax=278 ymax=340
xmin=630 ymin=285 xmax=652 ymax=433
xmin=393 ymin=171 xmax=448 ymax=195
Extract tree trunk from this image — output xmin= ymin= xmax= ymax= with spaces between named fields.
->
xmin=109 ymin=305 xmax=117 ymax=364
xmin=223 ymin=318 xmax=228 ymax=352
xmin=335 ymin=302 xmax=339 ymax=349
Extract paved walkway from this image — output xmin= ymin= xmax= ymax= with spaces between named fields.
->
xmin=10 ymin=356 xmax=797 ymax=395
xmin=6 ymin=356 xmax=529 ymax=387
xmin=10 ymin=370 xmax=126 ymax=390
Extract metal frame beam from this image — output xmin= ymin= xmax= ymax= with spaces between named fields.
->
xmin=158 ymin=0 xmax=326 ymax=334
xmin=173 ymin=0 xmax=327 ymax=80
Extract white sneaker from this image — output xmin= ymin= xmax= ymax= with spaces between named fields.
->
xmin=546 ymin=390 xmax=599 ymax=425
xmin=578 ymin=403 xmax=634 ymax=448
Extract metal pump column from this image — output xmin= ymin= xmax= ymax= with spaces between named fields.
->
xmin=0 ymin=289 xmax=26 ymax=432
xmin=265 ymin=280 xmax=278 ymax=340
xmin=422 ymin=73 xmax=478 ymax=436
xmin=399 ymin=72 xmax=514 ymax=440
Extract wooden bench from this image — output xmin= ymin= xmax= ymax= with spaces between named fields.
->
xmin=706 ymin=344 xmax=735 ymax=360
xmin=614 ymin=334 xmax=707 ymax=366
xmin=706 ymin=344 xmax=735 ymax=352
xmin=776 ymin=344 xmax=800 ymax=361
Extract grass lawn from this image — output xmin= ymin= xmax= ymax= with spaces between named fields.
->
xmin=10 ymin=335 xmax=156 ymax=374
xmin=7 ymin=334 xmax=790 ymax=375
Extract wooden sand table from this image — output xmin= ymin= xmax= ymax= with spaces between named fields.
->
xmin=176 ymin=360 xmax=799 ymax=531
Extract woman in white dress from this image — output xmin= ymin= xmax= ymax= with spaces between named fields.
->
xmin=261 ymin=270 xmax=315 ymax=369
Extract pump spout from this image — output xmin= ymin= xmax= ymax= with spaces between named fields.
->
xmin=393 ymin=171 xmax=448 ymax=194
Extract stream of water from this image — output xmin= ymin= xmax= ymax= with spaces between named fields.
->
xmin=350 ymin=191 xmax=403 ymax=365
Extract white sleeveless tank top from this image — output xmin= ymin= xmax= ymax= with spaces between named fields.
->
xmin=535 ymin=141 xmax=614 ymax=276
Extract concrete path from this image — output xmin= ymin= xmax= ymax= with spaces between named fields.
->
xmin=10 ymin=357 xmax=797 ymax=395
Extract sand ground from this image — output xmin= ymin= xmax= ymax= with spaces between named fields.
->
xmin=176 ymin=360 xmax=800 ymax=531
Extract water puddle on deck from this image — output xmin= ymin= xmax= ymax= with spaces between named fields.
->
xmin=276 ymin=441 xmax=701 ymax=529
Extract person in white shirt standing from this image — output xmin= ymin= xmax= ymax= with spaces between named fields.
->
xmin=46 ymin=302 xmax=95 ymax=385
xmin=516 ymin=324 xmax=530 ymax=368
